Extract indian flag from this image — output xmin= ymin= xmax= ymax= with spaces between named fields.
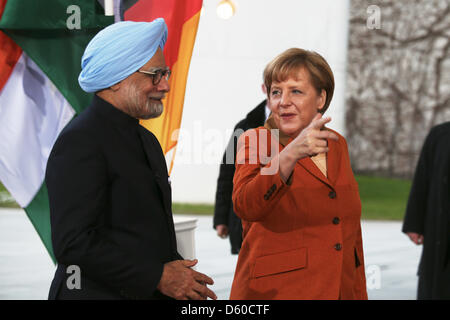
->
xmin=0 ymin=0 xmax=203 ymax=262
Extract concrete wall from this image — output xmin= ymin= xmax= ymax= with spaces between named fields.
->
xmin=171 ymin=0 xmax=350 ymax=203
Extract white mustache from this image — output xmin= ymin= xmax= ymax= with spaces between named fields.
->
xmin=149 ymin=95 xmax=165 ymax=100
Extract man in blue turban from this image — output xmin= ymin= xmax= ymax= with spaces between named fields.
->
xmin=46 ymin=19 xmax=216 ymax=300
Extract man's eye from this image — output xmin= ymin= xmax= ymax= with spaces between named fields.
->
xmin=293 ymin=89 xmax=302 ymax=94
xmin=271 ymin=90 xmax=280 ymax=96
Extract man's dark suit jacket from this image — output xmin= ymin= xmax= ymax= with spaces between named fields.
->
xmin=46 ymin=95 xmax=181 ymax=299
xmin=213 ymin=100 xmax=267 ymax=254
xmin=402 ymin=122 xmax=450 ymax=299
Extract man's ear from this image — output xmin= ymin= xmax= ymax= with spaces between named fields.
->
xmin=110 ymin=82 xmax=121 ymax=92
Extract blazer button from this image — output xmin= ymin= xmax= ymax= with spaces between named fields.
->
xmin=332 ymin=217 xmax=340 ymax=225
xmin=334 ymin=243 xmax=342 ymax=251
xmin=328 ymin=191 xmax=337 ymax=199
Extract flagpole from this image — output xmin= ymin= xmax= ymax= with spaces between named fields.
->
xmin=104 ymin=0 xmax=114 ymax=16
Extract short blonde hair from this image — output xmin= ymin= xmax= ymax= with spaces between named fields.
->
xmin=263 ymin=48 xmax=335 ymax=113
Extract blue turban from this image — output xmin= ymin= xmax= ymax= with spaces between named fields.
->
xmin=78 ymin=18 xmax=168 ymax=93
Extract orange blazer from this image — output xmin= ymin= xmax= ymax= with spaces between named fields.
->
xmin=229 ymin=127 xmax=368 ymax=300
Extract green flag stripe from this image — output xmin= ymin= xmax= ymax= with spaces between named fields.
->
xmin=24 ymin=183 xmax=55 ymax=264
xmin=0 ymin=0 xmax=112 ymax=30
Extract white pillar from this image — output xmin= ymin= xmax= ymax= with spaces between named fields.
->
xmin=174 ymin=216 xmax=197 ymax=260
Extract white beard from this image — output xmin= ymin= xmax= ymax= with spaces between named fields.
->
xmin=125 ymin=82 xmax=164 ymax=119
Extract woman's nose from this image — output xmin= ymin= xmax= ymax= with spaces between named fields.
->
xmin=280 ymin=92 xmax=291 ymax=106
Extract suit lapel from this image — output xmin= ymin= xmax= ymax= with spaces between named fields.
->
xmin=137 ymin=126 xmax=172 ymax=214
xmin=136 ymin=126 xmax=178 ymax=252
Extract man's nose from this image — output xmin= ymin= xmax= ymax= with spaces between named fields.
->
xmin=157 ymin=77 xmax=170 ymax=92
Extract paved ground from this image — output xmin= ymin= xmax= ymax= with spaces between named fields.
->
xmin=0 ymin=208 xmax=422 ymax=300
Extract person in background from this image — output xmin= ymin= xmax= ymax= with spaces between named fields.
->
xmin=46 ymin=19 xmax=216 ymax=300
xmin=229 ymin=48 xmax=368 ymax=299
xmin=402 ymin=121 xmax=450 ymax=299
xmin=213 ymin=85 xmax=270 ymax=254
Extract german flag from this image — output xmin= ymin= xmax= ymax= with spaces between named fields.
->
xmin=125 ymin=0 xmax=203 ymax=174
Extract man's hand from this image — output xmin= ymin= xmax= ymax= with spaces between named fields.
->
xmin=157 ymin=259 xmax=217 ymax=300
xmin=407 ymin=232 xmax=424 ymax=245
xmin=216 ymin=224 xmax=229 ymax=239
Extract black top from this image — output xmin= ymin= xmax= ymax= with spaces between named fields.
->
xmin=46 ymin=95 xmax=181 ymax=300
xmin=213 ymin=100 xmax=267 ymax=254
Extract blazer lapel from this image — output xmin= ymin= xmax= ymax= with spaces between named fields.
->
xmin=325 ymin=135 xmax=342 ymax=186
xmin=298 ymin=157 xmax=333 ymax=189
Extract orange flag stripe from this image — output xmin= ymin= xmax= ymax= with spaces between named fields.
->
xmin=0 ymin=31 xmax=22 ymax=92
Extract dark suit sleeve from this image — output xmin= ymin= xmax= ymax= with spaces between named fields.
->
xmin=402 ymin=130 xmax=433 ymax=235
xmin=213 ymin=123 xmax=246 ymax=228
xmin=46 ymin=129 xmax=163 ymax=298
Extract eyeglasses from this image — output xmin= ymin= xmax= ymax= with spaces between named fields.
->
xmin=137 ymin=67 xmax=171 ymax=85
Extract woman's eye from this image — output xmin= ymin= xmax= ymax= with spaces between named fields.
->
xmin=271 ymin=90 xmax=280 ymax=96
xmin=293 ymin=89 xmax=302 ymax=94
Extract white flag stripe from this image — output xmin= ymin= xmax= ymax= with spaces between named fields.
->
xmin=0 ymin=53 xmax=75 ymax=207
